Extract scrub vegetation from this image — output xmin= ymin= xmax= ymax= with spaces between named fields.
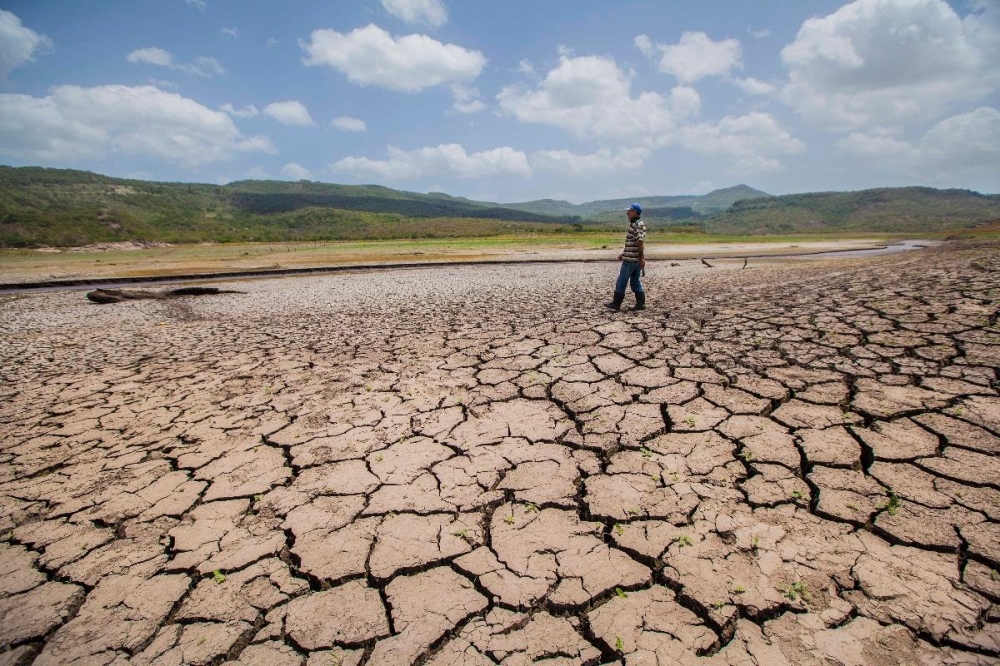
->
xmin=2 ymin=166 xmax=997 ymax=247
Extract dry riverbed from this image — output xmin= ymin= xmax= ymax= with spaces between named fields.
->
xmin=0 ymin=237 xmax=912 ymax=285
xmin=0 ymin=242 xmax=998 ymax=665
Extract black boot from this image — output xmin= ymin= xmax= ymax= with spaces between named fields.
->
xmin=605 ymin=292 xmax=625 ymax=310
xmin=632 ymin=291 xmax=646 ymax=311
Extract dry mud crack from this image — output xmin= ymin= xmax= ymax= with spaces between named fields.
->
xmin=1 ymin=243 xmax=999 ymax=665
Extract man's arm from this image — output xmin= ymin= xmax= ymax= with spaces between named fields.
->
xmin=637 ymin=240 xmax=645 ymax=268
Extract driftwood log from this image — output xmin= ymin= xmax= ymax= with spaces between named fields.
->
xmin=86 ymin=287 xmax=244 ymax=304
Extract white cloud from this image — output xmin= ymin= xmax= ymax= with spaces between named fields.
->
xmin=920 ymin=106 xmax=1000 ymax=164
xmin=266 ymin=37 xmax=279 ymax=48
xmin=190 ymin=56 xmax=225 ymax=77
xmin=634 ymin=34 xmax=654 ymax=57
xmin=263 ymin=100 xmax=313 ymax=126
xmin=530 ymin=148 xmax=649 ymax=177
xmin=451 ymin=84 xmax=485 ymax=114
xmin=730 ymin=156 xmax=783 ymax=176
xmin=0 ymin=10 xmax=52 ymax=80
xmin=148 ymin=78 xmax=178 ymax=89
xmin=280 ymin=162 xmax=312 ymax=179
xmin=496 ymin=54 xmax=699 ymax=142
xmin=331 ymin=144 xmax=531 ymax=180
xmin=749 ymin=28 xmax=772 ymax=40
xmin=517 ymin=59 xmax=535 ymax=77
xmin=780 ymin=0 xmax=1000 ymax=130
xmin=127 ymin=47 xmax=225 ymax=77
xmin=380 ymin=0 xmax=447 ymax=27
xmin=127 ymin=47 xmax=174 ymax=67
xmin=734 ymin=77 xmax=775 ymax=95
xmin=838 ymin=107 xmax=1000 ymax=182
xmin=220 ymin=103 xmax=259 ymax=118
xmin=300 ymin=24 xmax=485 ymax=92
xmin=678 ymin=112 xmax=805 ymax=174
xmin=220 ymin=27 xmax=239 ymax=38
xmin=649 ymin=31 xmax=743 ymax=83
xmin=185 ymin=0 xmax=206 ymax=11
xmin=331 ymin=115 xmax=367 ymax=132
xmin=0 ymin=84 xmax=274 ymax=166
xmin=836 ymin=131 xmax=916 ymax=159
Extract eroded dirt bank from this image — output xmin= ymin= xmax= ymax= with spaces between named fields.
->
xmin=0 ymin=243 xmax=998 ymax=665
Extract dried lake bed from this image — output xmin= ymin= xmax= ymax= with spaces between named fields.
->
xmin=0 ymin=241 xmax=998 ymax=665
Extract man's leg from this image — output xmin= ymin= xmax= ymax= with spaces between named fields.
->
xmin=606 ymin=263 xmax=629 ymax=310
xmin=628 ymin=264 xmax=645 ymax=310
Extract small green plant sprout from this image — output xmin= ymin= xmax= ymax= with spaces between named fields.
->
xmin=791 ymin=489 xmax=805 ymax=502
xmin=879 ymin=489 xmax=901 ymax=516
xmin=684 ymin=416 xmax=697 ymax=428
xmin=504 ymin=513 xmax=515 ymax=525
xmin=846 ymin=502 xmax=859 ymax=511
xmin=524 ymin=502 xmax=540 ymax=513
xmin=738 ymin=448 xmax=754 ymax=461
xmin=672 ymin=534 xmax=694 ymax=548
xmin=733 ymin=585 xmax=746 ymax=595
xmin=252 ymin=493 xmax=263 ymax=503
xmin=365 ymin=385 xmax=372 ymax=392
xmin=626 ymin=507 xmax=641 ymax=517
xmin=640 ymin=447 xmax=654 ymax=459
xmin=615 ymin=636 xmax=624 ymax=652
xmin=212 ymin=569 xmax=226 ymax=584
xmin=375 ymin=453 xmax=384 ymax=462
xmin=712 ymin=600 xmax=726 ymax=610
xmin=615 ymin=587 xmax=628 ymax=599
xmin=779 ymin=581 xmax=810 ymax=602
xmin=751 ymin=535 xmax=760 ymax=551
xmin=452 ymin=529 xmax=468 ymax=538
xmin=952 ymin=406 xmax=964 ymax=416
xmin=328 ymin=653 xmax=343 ymax=666
xmin=670 ymin=472 xmax=680 ymax=482
xmin=615 ymin=523 xmax=625 ymax=537
xmin=650 ymin=473 xmax=661 ymax=485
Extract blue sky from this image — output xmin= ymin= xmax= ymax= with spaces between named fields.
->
xmin=0 ymin=0 xmax=997 ymax=203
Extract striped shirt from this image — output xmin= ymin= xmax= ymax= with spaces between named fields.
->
xmin=621 ymin=219 xmax=646 ymax=261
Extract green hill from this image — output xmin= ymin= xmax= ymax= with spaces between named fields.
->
xmin=706 ymin=187 xmax=1000 ymax=234
xmin=1 ymin=166 xmax=996 ymax=246
xmin=504 ymin=184 xmax=771 ymax=218
xmin=0 ymin=166 xmax=581 ymax=246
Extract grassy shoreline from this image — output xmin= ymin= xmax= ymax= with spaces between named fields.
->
xmin=0 ymin=232 xmax=936 ymax=283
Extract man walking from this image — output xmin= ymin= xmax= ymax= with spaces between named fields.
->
xmin=606 ymin=202 xmax=646 ymax=310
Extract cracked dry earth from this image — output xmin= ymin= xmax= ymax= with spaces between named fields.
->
xmin=1 ymin=243 xmax=999 ymax=666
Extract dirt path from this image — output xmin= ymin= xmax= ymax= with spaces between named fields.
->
xmin=0 ymin=244 xmax=997 ymax=665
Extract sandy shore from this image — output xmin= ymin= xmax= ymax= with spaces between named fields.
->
xmin=0 ymin=238 xmax=934 ymax=286
xmin=1 ymin=242 xmax=997 ymax=665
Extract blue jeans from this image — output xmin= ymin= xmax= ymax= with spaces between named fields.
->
xmin=615 ymin=261 xmax=644 ymax=295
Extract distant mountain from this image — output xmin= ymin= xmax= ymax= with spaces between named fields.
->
xmin=503 ymin=184 xmax=771 ymax=219
xmin=1 ymin=166 xmax=996 ymax=246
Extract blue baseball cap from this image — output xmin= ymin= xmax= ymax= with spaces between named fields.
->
xmin=626 ymin=202 xmax=642 ymax=214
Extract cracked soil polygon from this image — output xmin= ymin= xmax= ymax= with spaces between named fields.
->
xmin=2 ymin=243 xmax=999 ymax=665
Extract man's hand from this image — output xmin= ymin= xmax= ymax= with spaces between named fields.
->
xmin=617 ymin=253 xmax=623 ymax=261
